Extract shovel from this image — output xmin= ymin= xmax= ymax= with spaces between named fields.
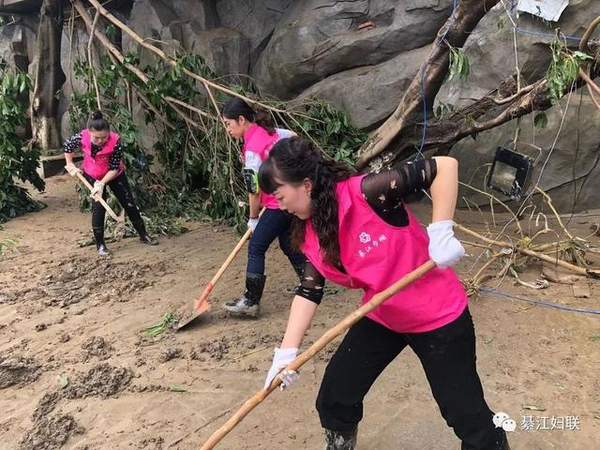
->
xmin=176 ymin=208 xmax=265 ymax=330
xmin=198 ymin=260 xmax=437 ymax=449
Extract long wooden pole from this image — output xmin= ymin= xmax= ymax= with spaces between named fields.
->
xmin=199 ymin=260 xmax=437 ymax=449
xmin=75 ymin=171 xmax=120 ymax=222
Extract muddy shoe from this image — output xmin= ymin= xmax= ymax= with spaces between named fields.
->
xmin=97 ymin=244 xmax=110 ymax=257
xmin=224 ymin=273 xmax=266 ymax=317
xmin=323 ymin=427 xmax=357 ymax=450
xmin=139 ymin=235 xmax=158 ymax=245
xmin=224 ymin=295 xmax=259 ymax=317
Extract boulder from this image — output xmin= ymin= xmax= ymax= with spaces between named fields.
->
xmin=254 ymin=0 xmax=453 ymax=98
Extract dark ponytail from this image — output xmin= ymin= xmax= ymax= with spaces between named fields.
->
xmin=259 ymin=137 xmax=354 ymax=267
xmin=88 ymin=110 xmax=110 ymax=131
xmin=221 ymin=97 xmax=275 ymax=135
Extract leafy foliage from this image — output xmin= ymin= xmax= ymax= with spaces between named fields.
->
xmin=68 ymin=51 xmax=366 ymax=235
xmin=448 ymin=46 xmax=471 ymax=82
xmin=292 ymin=100 xmax=366 ymax=167
xmin=533 ymin=112 xmax=548 ymax=132
xmin=546 ymin=37 xmax=593 ymax=104
xmin=0 ymin=64 xmax=45 ymax=223
xmin=0 ymin=232 xmax=17 ymax=256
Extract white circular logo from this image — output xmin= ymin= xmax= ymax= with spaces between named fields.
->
xmin=359 ymin=232 xmax=371 ymax=244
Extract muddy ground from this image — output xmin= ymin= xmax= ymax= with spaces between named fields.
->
xmin=1 ymin=176 xmax=599 ymax=450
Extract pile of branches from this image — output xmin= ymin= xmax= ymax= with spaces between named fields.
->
xmin=67 ymin=0 xmax=365 ymax=239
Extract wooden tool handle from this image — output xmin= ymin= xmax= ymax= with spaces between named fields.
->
xmin=75 ymin=171 xmax=120 ymax=222
xmin=199 ymin=260 xmax=437 ymax=449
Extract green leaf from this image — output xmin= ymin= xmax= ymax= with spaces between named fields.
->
xmin=170 ymin=385 xmax=188 ymax=392
xmin=522 ymin=404 xmax=546 ymax=411
xmin=534 ymin=113 xmax=548 ymax=132
xmin=496 ymin=17 xmax=505 ymax=32
xmin=572 ymin=51 xmax=593 ymax=61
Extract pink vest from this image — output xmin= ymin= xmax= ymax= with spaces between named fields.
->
xmin=301 ymin=175 xmax=468 ymax=333
xmin=81 ymin=129 xmax=124 ymax=180
xmin=242 ymin=124 xmax=280 ymax=210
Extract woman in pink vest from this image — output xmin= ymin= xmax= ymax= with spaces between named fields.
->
xmin=220 ymin=98 xmax=305 ymax=317
xmin=258 ymin=137 xmax=510 ymax=450
xmin=64 ymin=111 xmax=157 ymax=256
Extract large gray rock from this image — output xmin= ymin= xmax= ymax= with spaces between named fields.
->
xmin=0 ymin=16 xmax=37 ymax=72
xmin=181 ymin=25 xmax=250 ymax=75
xmin=124 ymin=0 xmax=248 ymax=75
xmin=433 ymin=0 xmax=600 ymax=212
xmin=437 ymin=0 xmax=600 ymax=107
xmin=299 ymin=45 xmax=429 ymax=130
xmin=453 ymin=92 xmax=600 ymax=213
xmin=216 ymin=0 xmax=291 ymax=68
xmin=254 ymin=0 xmax=453 ymax=98
xmin=123 ymin=0 xmax=184 ymax=67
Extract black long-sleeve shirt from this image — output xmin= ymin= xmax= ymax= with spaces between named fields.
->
xmin=296 ymin=158 xmax=437 ymax=304
xmin=63 ymin=133 xmax=123 ymax=171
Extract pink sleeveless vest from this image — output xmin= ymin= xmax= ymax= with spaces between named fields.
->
xmin=301 ymin=175 xmax=468 ymax=333
xmin=242 ymin=123 xmax=280 ymax=210
xmin=81 ymin=129 xmax=124 ymax=181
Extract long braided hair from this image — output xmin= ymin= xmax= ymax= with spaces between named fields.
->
xmin=259 ymin=137 xmax=354 ymax=267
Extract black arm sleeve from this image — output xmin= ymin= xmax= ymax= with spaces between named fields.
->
xmin=360 ymin=158 xmax=438 ymax=227
xmin=108 ymin=139 xmax=123 ymax=171
xmin=294 ymin=259 xmax=326 ymax=305
xmin=63 ymin=133 xmax=82 ymax=153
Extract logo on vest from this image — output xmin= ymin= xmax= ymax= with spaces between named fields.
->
xmin=357 ymin=234 xmax=387 ymax=258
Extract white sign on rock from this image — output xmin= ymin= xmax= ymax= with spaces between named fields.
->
xmin=517 ymin=0 xmax=569 ymax=22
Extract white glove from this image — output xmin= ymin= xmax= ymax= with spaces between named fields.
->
xmin=264 ymin=347 xmax=299 ymax=390
xmin=65 ymin=163 xmax=81 ymax=177
xmin=426 ymin=220 xmax=465 ymax=269
xmin=248 ymin=217 xmax=259 ymax=232
xmin=90 ymin=180 xmax=105 ymax=199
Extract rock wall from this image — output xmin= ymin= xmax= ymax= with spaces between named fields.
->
xmin=1 ymin=0 xmax=599 ymax=210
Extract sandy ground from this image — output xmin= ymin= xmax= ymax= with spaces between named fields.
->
xmin=1 ymin=175 xmax=599 ymax=450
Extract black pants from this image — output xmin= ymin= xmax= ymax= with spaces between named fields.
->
xmin=246 ymin=208 xmax=305 ymax=274
xmin=84 ymin=172 xmax=146 ymax=244
xmin=316 ymin=308 xmax=507 ymax=450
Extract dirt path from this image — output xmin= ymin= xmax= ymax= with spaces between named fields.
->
xmin=1 ymin=176 xmax=599 ymax=450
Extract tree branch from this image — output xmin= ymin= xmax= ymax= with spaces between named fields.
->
xmin=84 ymin=0 xmax=288 ymax=114
xmin=356 ymin=0 xmax=501 ymax=168
xmin=357 ymin=6 xmax=600 ymax=169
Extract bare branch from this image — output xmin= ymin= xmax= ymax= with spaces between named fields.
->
xmin=356 ymin=0 xmax=501 ymax=168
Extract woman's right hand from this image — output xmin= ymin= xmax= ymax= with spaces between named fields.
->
xmin=264 ymin=347 xmax=299 ymax=390
xmin=65 ymin=163 xmax=81 ymax=177
xmin=247 ymin=217 xmax=259 ymax=232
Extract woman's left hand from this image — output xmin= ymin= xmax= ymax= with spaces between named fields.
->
xmin=426 ymin=220 xmax=465 ymax=269
xmin=90 ymin=181 xmax=105 ymax=199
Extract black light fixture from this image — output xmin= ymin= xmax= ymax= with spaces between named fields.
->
xmin=487 ymin=146 xmax=534 ymax=200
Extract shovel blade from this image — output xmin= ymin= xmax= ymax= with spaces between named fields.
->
xmin=176 ymin=296 xmax=211 ymax=330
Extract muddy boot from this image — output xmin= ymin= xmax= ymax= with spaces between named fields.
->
xmin=139 ymin=234 xmax=158 ymax=245
xmin=285 ymin=264 xmax=304 ymax=294
xmin=131 ymin=218 xmax=158 ymax=245
xmin=224 ymin=273 xmax=266 ymax=317
xmin=322 ymin=427 xmax=357 ymax=450
xmin=93 ymin=227 xmax=110 ymax=256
